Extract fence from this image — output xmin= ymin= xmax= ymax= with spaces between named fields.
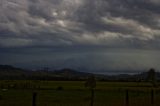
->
xmin=0 ymin=89 xmax=160 ymax=106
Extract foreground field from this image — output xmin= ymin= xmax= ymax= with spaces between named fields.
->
xmin=0 ymin=81 xmax=160 ymax=106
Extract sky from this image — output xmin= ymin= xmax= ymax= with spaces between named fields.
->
xmin=0 ymin=0 xmax=160 ymax=74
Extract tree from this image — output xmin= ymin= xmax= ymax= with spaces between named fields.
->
xmin=85 ymin=75 xmax=96 ymax=89
xmin=147 ymin=68 xmax=156 ymax=87
xmin=85 ymin=75 xmax=96 ymax=106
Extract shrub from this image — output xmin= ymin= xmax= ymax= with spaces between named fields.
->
xmin=56 ymin=86 xmax=64 ymax=91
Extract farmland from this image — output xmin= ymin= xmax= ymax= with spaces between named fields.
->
xmin=0 ymin=81 xmax=160 ymax=106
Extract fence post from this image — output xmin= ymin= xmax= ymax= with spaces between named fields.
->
xmin=151 ymin=89 xmax=154 ymax=105
xmin=125 ymin=89 xmax=129 ymax=106
xmin=32 ymin=92 xmax=37 ymax=106
xmin=90 ymin=88 xmax=94 ymax=106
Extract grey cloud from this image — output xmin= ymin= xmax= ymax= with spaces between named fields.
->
xmin=1 ymin=0 xmax=160 ymax=72
xmin=0 ymin=47 xmax=160 ymax=73
xmin=1 ymin=0 xmax=160 ymax=48
xmin=1 ymin=0 xmax=159 ymax=43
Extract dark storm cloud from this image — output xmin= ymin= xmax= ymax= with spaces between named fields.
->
xmin=1 ymin=0 xmax=160 ymax=72
xmin=1 ymin=47 xmax=160 ymax=73
xmin=0 ymin=0 xmax=160 ymax=46
xmin=1 ymin=0 xmax=160 ymax=47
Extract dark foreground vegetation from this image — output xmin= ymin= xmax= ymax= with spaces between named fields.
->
xmin=0 ymin=65 xmax=160 ymax=106
xmin=0 ymin=81 xmax=160 ymax=106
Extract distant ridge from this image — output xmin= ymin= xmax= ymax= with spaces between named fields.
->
xmin=53 ymin=68 xmax=91 ymax=77
xmin=0 ymin=65 xmax=92 ymax=80
xmin=0 ymin=65 xmax=22 ymax=71
xmin=0 ymin=64 xmax=160 ymax=81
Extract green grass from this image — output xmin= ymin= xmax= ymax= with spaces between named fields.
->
xmin=0 ymin=81 xmax=160 ymax=106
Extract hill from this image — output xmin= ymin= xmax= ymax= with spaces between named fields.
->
xmin=0 ymin=65 xmax=92 ymax=80
xmin=0 ymin=65 xmax=158 ymax=81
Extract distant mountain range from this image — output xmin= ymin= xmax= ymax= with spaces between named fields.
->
xmin=0 ymin=65 xmax=159 ymax=81
xmin=0 ymin=65 xmax=92 ymax=80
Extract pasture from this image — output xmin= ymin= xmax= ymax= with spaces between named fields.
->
xmin=0 ymin=81 xmax=160 ymax=106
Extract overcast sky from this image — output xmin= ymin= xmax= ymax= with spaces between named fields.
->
xmin=0 ymin=0 xmax=160 ymax=73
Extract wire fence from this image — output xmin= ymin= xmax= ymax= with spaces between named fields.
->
xmin=0 ymin=88 xmax=160 ymax=106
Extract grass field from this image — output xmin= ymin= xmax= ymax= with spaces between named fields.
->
xmin=0 ymin=81 xmax=160 ymax=106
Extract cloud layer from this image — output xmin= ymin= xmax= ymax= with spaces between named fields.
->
xmin=1 ymin=0 xmax=160 ymax=48
xmin=0 ymin=0 xmax=160 ymax=72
